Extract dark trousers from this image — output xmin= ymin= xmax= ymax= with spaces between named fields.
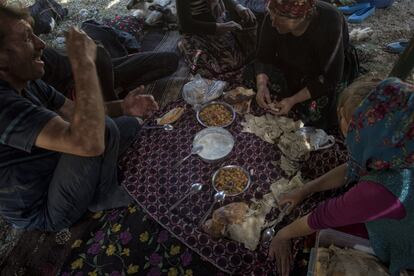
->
xmin=42 ymin=47 xmax=179 ymax=101
xmin=36 ymin=116 xmax=140 ymax=231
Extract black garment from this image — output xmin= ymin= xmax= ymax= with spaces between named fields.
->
xmin=255 ymin=1 xmax=348 ymax=100
xmin=42 ymin=47 xmax=179 ymax=101
xmin=81 ymin=20 xmax=136 ymax=58
xmin=176 ymin=0 xmax=240 ymax=35
xmin=29 ymin=0 xmax=68 ymax=35
xmin=0 ymin=79 xmax=64 ymax=227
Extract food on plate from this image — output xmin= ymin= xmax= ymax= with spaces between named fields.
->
xmin=214 ymin=167 xmax=249 ymax=195
xmin=199 ymin=103 xmax=233 ymax=127
xmin=194 ymin=128 xmax=234 ymax=161
xmin=156 ymin=107 xmax=185 ymax=125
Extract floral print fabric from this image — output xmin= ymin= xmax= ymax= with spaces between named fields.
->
xmin=59 ymin=205 xmax=221 ymax=276
xmin=346 ymin=78 xmax=414 ymax=182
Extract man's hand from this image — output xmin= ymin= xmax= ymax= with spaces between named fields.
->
xmin=270 ymin=97 xmax=295 ymax=115
xmin=216 ymin=21 xmax=242 ymax=34
xmin=65 ymin=27 xmax=97 ymax=67
xmin=122 ymin=86 xmax=159 ymax=118
xmin=235 ymin=4 xmax=256 ymax=24
xmin=256 ymin=84 xmax=272 ymax=109
xmin=269 ymin=234 xmax=292 ymax=276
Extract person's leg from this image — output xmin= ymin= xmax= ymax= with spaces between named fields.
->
xmin=41 ymin=118 xmax=131 ymax=231
xmin=42 ymin=46 xmax=119 ymax=101
xmin=112 ymin=116 xmax=142 ymax=155
xmin=95 ymin=45 xmax=118 ymax=101
xmin=112 ymin=52 xmax=179 ymax=95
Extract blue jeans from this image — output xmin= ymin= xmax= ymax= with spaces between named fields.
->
xmin=36 ymin=116 xmax=140 ymax=231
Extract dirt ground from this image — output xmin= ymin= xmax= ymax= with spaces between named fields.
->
xmin=351 ymin=0 xmax=414 ymax=79
xmin=8 ymin=0 xmax=414 ymax=81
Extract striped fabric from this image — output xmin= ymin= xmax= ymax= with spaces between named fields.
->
xmin=0 ymin=79 xmax=65 ymax=227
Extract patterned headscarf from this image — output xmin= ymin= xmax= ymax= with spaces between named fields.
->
xmin=268 ymin=0 xmax=316 ymax=19
xmin=346 ymin=78 xmax=414 ymax=182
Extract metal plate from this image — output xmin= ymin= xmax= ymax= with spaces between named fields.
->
xmin=212 ymin=165 xmax=251 ymax=196
xmin=196 ymin=101 xmax=236 ymax=128
xmin=193 ymin=127 xmax=235 ymax=162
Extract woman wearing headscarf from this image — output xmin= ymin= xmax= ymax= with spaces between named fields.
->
xmin=254 ymin=0 xmax=350 ymax=129
xmin=270 ymin=78 xmax=414 ymax=276
xmin=176 ymin=0 xmax=257 ymax=81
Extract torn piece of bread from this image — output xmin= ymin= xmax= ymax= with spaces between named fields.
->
xmin=223 ymin=87 xmax=255 ymax=104
xmin=270 ymin=172 xmax=305 ymax=202
xmin=202 ymin=198 xmax=276 ymax=251
xmin=156 ymin=107 xmax=185 ymax=125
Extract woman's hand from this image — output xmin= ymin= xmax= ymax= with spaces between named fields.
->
xmin=235 ymin=4 xmax=256 ymax=24
xmin=270 ymin=97 xmax=295 ymax=115
xmin=216 ymin=21 xmax=242 ymax=34
xmin=278 ymin=188 xmax=307 ymax=211
xmin=256 ymin=84 xmax=272 ymax=109
xmin=269 ymin=233 xmax=292 ymax=276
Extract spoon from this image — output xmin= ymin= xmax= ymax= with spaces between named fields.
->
xmin=199 ymin=191 xmax=226 ymax=226
xmin=142 ymin=124 xmax=174 ymax=131
xmin=169 ymin=183 xmax=203 ymax=211
xmin=261 ymin=203 xmax=291 ymax=244
xmin=174 ymin=145 xmax=203 ymax=168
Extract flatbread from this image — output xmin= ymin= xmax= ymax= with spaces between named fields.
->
xmin=270 ymin=172 xmax=305 ymax=202
xmin=156 ymin=107 xmax=185 ymax=125
xmin=316 ymin=245 xmax=390 ymax=276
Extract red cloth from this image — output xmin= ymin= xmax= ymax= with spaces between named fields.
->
xmin=268 ymin=0 xmax=316 ymax=19
xmin=308 ymin=180 xmax=406 ymax=239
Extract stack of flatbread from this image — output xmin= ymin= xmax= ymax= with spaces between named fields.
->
xmin=241 ymin=113 xmax=311 ymax=176
xmin=241 ymin=114 xmax=303 ymax=144
xmin=278 ymin=131 xmax=312 ymax=162
xmin=203 ymin=173 xmax=305 ymax=251
xmin=270 ymin=172 xmax=305 ymax=202
xmin=203 ymin=194 xmax=275 ymax=251
xmin=316 ymin=245 xmax=390 ymax=276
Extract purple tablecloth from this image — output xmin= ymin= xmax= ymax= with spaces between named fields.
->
xmin=119 ymin=100 xmax=348 ymax=275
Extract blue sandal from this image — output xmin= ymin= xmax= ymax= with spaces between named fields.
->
xmin=338 ymin=2 xmax=371 ymax=15
xmin=348 ymin=5 xmax=376 ymax=24
xmin=386 ymin=41 xmax=409 ymax=54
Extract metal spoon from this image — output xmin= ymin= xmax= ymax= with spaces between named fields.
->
xmin=261 ymin=203 xmax=291 ymax=244
xmin=142 ymin=124 xmax=174 ymax=131
xmin=174 ymin=145 xmax=203 ymax=168
xmin=169 ymin=183 xmax=203 ymax=211
xmin=199 ymin=191 xmax=226 ymax=226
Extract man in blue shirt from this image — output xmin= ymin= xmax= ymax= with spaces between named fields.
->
xmin=0 ymin=5 xmax=158 ymax=231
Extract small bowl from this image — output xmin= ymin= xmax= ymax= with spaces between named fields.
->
xmin=196 ymin=101 xmax=236 ymax=128
xmin=212 ymin=165 xmax=251 ymax=196
xmin=193 ymin=127 xmax=235 ymax=163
